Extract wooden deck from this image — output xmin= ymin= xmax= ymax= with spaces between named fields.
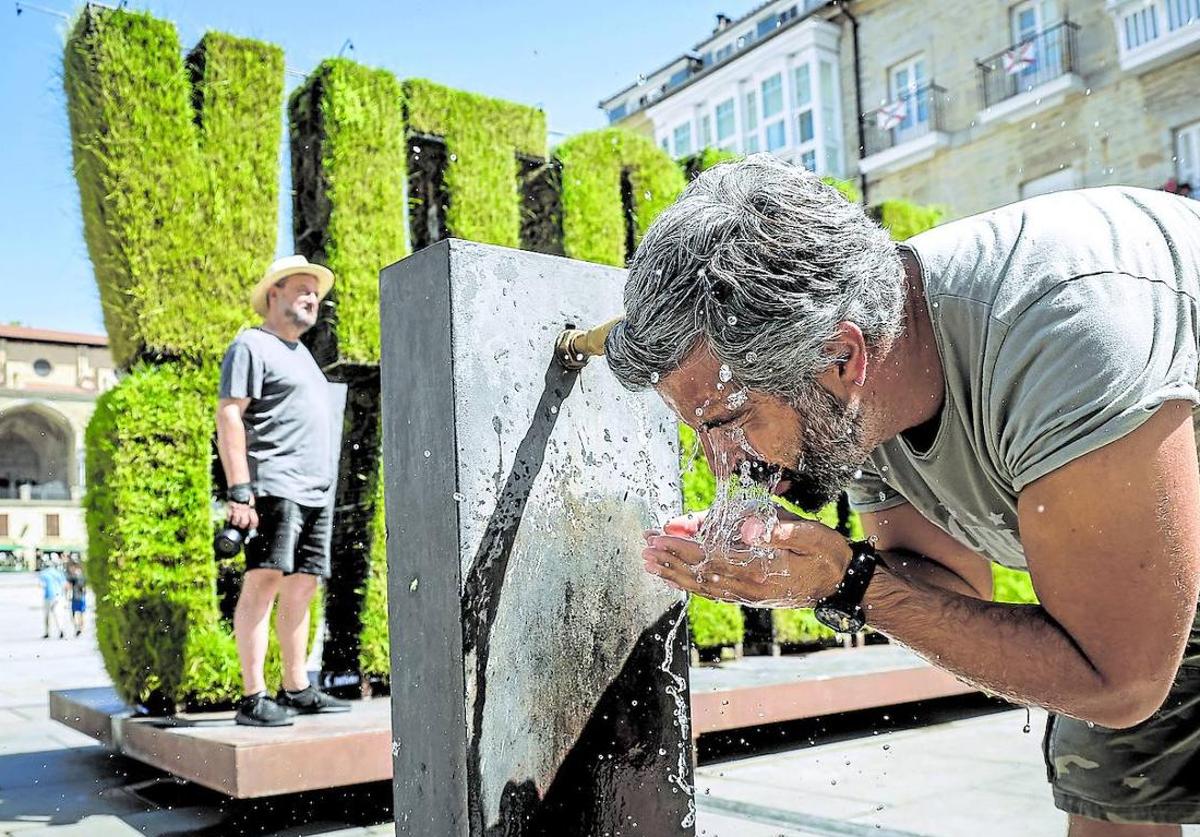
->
xmin=51 ymin=646 xmax=974 ymax=799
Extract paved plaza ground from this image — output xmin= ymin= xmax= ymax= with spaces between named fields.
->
xmin=2 ymin=572 xmax=1194 ymax=836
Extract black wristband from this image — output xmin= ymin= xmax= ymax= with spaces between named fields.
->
xmin=227 ymin=483 xmax=254 ymax=504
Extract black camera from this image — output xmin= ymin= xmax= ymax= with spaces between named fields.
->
xmin=214 ymin=525 xmax=254 ymax=557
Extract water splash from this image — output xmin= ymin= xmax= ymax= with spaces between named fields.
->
xmin=694 ymin=428 xmax=781 ymax=575
xmin=660 ymin=605 xmax=696 ymax=828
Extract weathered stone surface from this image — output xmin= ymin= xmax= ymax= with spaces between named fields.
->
xmin=380 ymin=239 xmax=694 ymax=836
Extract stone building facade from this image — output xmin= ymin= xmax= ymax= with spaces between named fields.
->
xmin=0 ymin=326 xmax=117 ymax=569
xmin=603 ymin=0 xmax=1200 ymax=219
xmin=854 ymin=0 xmax=1200 ymax=216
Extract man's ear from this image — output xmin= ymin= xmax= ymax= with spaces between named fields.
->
xmin=823 ymin=321 xmax=868 ymax=393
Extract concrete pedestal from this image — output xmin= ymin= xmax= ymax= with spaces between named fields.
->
xmin=380 ymin=240 xmax=694 ymax=836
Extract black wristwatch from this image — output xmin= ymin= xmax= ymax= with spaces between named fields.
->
xmin=813 ymin=539 xmax=880 ymax=634
xmin=227 ymin=483 xmax=254 ymax=504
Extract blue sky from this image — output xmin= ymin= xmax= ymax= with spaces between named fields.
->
xmin=1 ymin=0 xmax=733 ymax=334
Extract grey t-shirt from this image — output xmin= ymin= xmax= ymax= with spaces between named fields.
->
xmin=846 ymin=186 xmax=1200 ymax=569
xmin=218 ymin=328 xmax=334 ymax=507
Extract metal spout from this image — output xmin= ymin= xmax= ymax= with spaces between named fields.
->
xmin=555 ymin=317 xmax=622 ymax=370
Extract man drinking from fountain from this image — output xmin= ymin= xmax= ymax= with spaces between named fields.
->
xmin=612 ymin=155 xmax=1200 ymax=835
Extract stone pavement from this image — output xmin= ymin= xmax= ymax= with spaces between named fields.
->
xmin=3 ymin=572 xmax=1197 ymax=836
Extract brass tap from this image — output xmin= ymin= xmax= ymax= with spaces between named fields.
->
xmin=555 ymin=317 xmax=622 ymax=370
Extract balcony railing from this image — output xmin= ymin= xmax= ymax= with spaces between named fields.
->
xmin=977 ymin=20 xmax=1080 ymax=110
xmin=861 ymin=83 xmax=947 ymax=159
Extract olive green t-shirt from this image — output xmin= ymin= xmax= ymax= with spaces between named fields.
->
xmin=846 ymin=187 xmax=1200 ymax=569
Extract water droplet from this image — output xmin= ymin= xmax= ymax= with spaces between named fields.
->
xmin=409 ymin=577 xmax=419 ymax=592
xmin=658 ymin=748 xmax=666 ymax=755
xmin=718 ymin=364 xmax=733 ymax=383
xmin=745 ymin=351 xmax=758 ymax=363
xmin=878 ymin=491 xmax=887 ymax=502
xmin=853 ymin=468 xmax=864 ymax=479
xmin=423 ymin=450 xmax=431 ymax=458
xmin=1037 ymin=504 xmax=1045 ymax=513
xmin=882 ymin=743 xmax=890 ymax=750
xmin=449 ymin=153 xmax=457 ymax=162
xmin=550 ymin=405 xmax=558 ymax=414
xmin=637 ymin=73 xmax=647 ymax=85
xmin=694 ymin=407 xmax=704 ymax=417
xmin=726 ymin=315 xmax=738 ymax=326
xmin=452 ymin=492 xmax=464 ymax=502
xmin=644 ymin=190 xmax=652 ymax=200
xmin=650 ymin=372 xmax=660 ymax=384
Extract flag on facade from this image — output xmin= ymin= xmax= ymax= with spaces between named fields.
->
xmin=876 ymin=99 xmax=908 ymax=131
xmin=1002 ymin=40 xmax=1037 ymax=75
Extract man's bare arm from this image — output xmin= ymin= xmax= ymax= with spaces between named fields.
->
xmin=863 ymin=401 xmax=1200 ymax=728
xmin=216 ymin=398 xmax=257 ymax=530
xmin=859 ymin=502 xmax=994 ymax=600
xmin=216 ymin=398 xmax=252 ymax=486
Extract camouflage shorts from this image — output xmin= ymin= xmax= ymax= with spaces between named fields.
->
xmin=1044 ymin=607 xmax=1200 ymax=824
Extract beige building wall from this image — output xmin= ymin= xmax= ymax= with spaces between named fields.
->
xmin=850 ymin=0 xmax=1200 ymax=218
xmin=0 ymin=327 xmax=116 ymax=570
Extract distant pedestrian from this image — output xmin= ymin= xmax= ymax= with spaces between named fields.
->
xmin=37 ymin=557 xmax=68 ymax=639
xmin=66 ymin=560 xmax=87 ymax=637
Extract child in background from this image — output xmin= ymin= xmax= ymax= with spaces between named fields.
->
xmin=66 ymin=559 xmax=87 ymax=637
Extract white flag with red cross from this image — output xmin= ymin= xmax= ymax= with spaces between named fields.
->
xmin=1003 ymin=40 xmax=1037 ymax=75
xmin=876 ymin=99 xmax=908 ymax=131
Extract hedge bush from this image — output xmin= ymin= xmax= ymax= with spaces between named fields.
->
xmin=875 ymin=199 xmax=945 ymax=241
xmin=555 ymin=127 xmax=686 ymax=266
xmin=84 ymin=363 xmax=240 ymax=705
xmin=64 ymin=8 xmax=282 ymax=367
xmin=993 ymin=564 xmax=1038 ymax=604
xmin=404 ymin=78 xmax=546 ymax=248
xmin=290 ymin=60 xmax=408 ymax=366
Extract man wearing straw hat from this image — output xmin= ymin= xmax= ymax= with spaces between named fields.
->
xmin=216 ymin=255 xmax=349 ymax=727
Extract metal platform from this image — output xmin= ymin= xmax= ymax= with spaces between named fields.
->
xmin=50 ymin=646 xmax=974 ymax=799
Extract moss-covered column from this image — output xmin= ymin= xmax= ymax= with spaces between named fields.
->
xmin=65 ymin=7 xmax=286 ymax=707
xmin=289 ymin=61 xmax=407 ymax=691
xmin=554 ymin=127 xmax=686 ymax=267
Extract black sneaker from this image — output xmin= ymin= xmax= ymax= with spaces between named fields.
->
xmin=275 ymin=686 xmax=351 ymax=715
xmin=235 ymin=692 xmax=294 ymax=727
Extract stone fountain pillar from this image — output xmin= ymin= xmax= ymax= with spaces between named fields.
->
xmin=381 ymin=239 xmax=694 ymax=836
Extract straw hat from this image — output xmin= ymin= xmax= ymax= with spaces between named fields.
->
xmin=250 ymin=255 xmax=334 ymax=317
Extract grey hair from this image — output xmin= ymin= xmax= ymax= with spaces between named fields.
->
xmin=605 ymin=154 xmax=905 ymax=404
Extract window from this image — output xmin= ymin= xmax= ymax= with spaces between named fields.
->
xmin=1178 ymin=120 xmax=1200 ymax=186
xmin=796 ymin=111 xmax=815 ymax=143
xmin=1123 ymin=5 xmax=1160 ymax=48
xmin=801 ymin=150 xmax=817 ymax=171
xmin=45 ymin=514 xmax=60 ymax=538
xmin=660 ymin=137 xmax=669 ymax=152
xmin=0 ymin=514 xmax=7 ymax=538
xmin=888 ymin=55 xmax=929 ymax=140
xmin=744 ymin=91 xmax=759 ymax=131
xmin=33 ymin=359 xmax=52 ymax=377
xmin=1011 ymin=1 xmax=1063 ymax=80
xmin=793 ymin=64 xmax=812 ymax=109
xmin=745 ymin=134 xmax=760 ymax=153
xmin=700 ymin=114 xmax=713 ymax=147
xmin=1167 ymin=0 xmax=1200 ymax=30
xmin=668 ymin=67 xmax=691 ymax=87
xmin=820 ymin=60 xmax=841 ymax=175
xmin=607 ymin=102 xmax=627 ymax=123
xmin=716 ymin=99 xmax=736 ymax=142
xmin=1020 ymin=167 xmax=1078 ymax=199
xmin=757 ymin=16 xmax=778 ymax=37
xmin=673 ymin=123 xmax=693 ymax=156
xmin=766 ymin=120 xmax=787 ymax=151
xmin=762 ymin=73 xmax=784 ymax=118
xmin=716 ymin=44 xmax=734 ymax=63
xmin=737 ymin=30 xmax=755 ymax=49
xmin=701 ymin=51 xmax=714 ymax=66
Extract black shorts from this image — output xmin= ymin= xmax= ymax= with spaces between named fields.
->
xmin=244 ymin=496 xmax=332 ymax=578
